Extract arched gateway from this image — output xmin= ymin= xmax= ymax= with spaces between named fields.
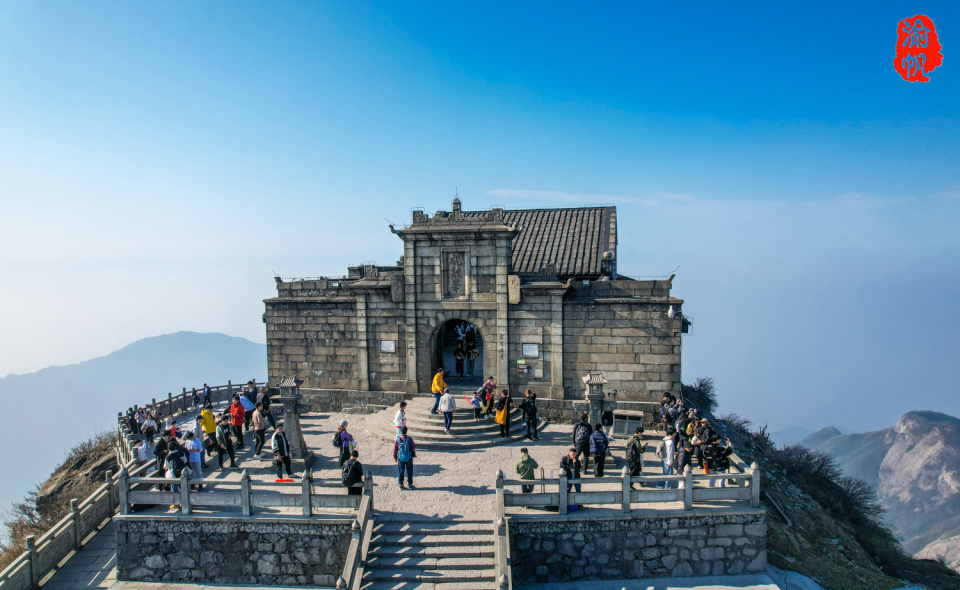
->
xmin=264 ymin=197 xmax=686 ymax=401
xmin=433 ymin=319 xmax=484 ymax=389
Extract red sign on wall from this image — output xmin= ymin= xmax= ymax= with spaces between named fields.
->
xmin=894 ymin=15 xmax=943 ymax=82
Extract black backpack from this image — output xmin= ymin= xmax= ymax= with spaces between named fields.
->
xmin=342 ymin=460 xmax=361 ymax=488
xmin=332 ymin=431 xmax=342 ymax=448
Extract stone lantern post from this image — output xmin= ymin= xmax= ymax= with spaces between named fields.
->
xmin=582 ymin=373 xmax=608 ymax=427
xmin=275 ymin=376 xmax=315 ymax=469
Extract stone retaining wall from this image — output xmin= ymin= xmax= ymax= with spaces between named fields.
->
xmin=115 ymin=516 xmax=352 ymax=587
xmin=299 ymin=388 xmax=412 ymax=414
xmin=510 ymin=510 xmax=766 ymax=583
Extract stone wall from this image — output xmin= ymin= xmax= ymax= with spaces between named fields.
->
xmin=115 ymin=516 xmax=352 ymax=587
xmin=299 ymin=388 xmax=412 ymax=413
xmin=509 ymin=510 xmax=766 ymax=584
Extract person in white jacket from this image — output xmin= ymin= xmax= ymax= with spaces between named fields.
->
xmin=656 ymin=427 xmax=677 ymax=489
xmin=439 ymin=388 xmax=457 ymax=434
xmin=393 ymin=401 xmax=407 ymax=431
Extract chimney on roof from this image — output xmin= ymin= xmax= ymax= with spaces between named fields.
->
xmin=452 ymin=197 xmax=462 ymax=216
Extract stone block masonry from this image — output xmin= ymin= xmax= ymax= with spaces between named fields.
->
xmin=115 ymin=515 xmax=352 ymax=587
xmin=509 ymin=509 xmax=766 ymax=583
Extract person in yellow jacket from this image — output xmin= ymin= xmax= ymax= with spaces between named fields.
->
xmin=430 ymin=368 xmax=447 ymax=415
xmin=200 ymin=405 xmax=218 ymax=458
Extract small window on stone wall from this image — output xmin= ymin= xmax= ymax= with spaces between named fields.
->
xmin=380 ymin=340 xmax=397 ymax=354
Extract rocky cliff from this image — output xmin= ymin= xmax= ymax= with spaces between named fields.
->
xmin=801 ymin=411 xmax=960 ymax=571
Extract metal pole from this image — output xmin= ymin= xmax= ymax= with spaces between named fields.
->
xmin=71 ymin=499 xmax=81 ymax=549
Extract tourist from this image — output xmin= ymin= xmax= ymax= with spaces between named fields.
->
xmin=589 ymin=424 xmax=609 ymax=477
xmin=336 ymin=420 xmax=355 ymax=467
xmin=519 ymin=390 xmax=530 ymax=422
xmin=191 ymin=416 xmax=208 ymax=468
xmin=516 ymin=448 xmax=539 ymax=494
xmin=455 ymin=321 xmax=467 ymax=344
xmin=135 ymin=440 xmax=149 ymax=465
xmin=656 ymin=426 xmax=677 ymax=489
xmin=676 ymin=441 xmax=694 ymax=488
xmin=229 ymin=395 xmax=246 ymax=449
xmin=256 ymin=386 xmax=277 ymax=429
xmin=469 ymin=392 xmax=482 ymax=421
xmin=183 ymin=432 xmax=204 ymax=491
xmin=191 ymin=388 xmax=200 ymax=409
xmin=200 ymin=404 xmax=218 ymax=457
xmin=393 ymin=426 xmax=416 ymax=490
xmin=466 ymin=342 xmax=479 ymax=378
xmin=393 ymin=401 xmax=407 ymax=431
xmin=439 ymin=388 xmax=457 ymax=434
xmin=519 ymin=392 xmax=539 ymax=440
xmin=216 ymin=416 xmax=238 ymax=469
xmin=694 ymin=418 xmax=714 ymax=469
xmin=453 ymin=341 xmax=466 ymax=379
xmin=153 ymin=433 xmax=171 ymax=478
xmin=480 ymin=377 xmax=496 ymax=418
xmin=431 ymin=368 xmax=447 ymax=414
xmin=626 ymin=427 xmax=645 ymax=489
xmin=271 ymin=423 xmax=296 ymax=479
xmin=572 ymin=414 xmax=592 ymax=474
xmin=494 ymin=390 xmax=511 ymax=438
xmin=342 ymin=450 xmax=364 ymax=496
xmin=252 ymin=402 xmax=268 ymax=456
xmin=202 ymin=383 xmax=212 ymax=406
xmin=239 ymin=391 xmax=256 ymax=434
xmin=142 ymin=414 xmax=158 ymax=444
xmin=168 ymin=419 xmax=180 ymax=440
xmin=704 ymin=436 xmax=734 ymax=488
xmin=560 ymin=448 xmax=582 ymax=493
xmin=164 ymin=441 xmax=190 ymax=503
xmin=465 ymin=323 xmax=476 ymax=346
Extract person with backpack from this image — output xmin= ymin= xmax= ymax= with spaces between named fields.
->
xmin=335 ymin=420 xmax=355 ymax=467
xmin=431 ymin=368 xmax=447 ymax=415
xmin=515 ymin=448 xmax=539 ymax=493
xmin=342 ymin=450 xmax=364 ymax=496
xmin=216 ymin=416 xmax=238 ymax=469
xmin=239 ymin=392 xmax=256 ymax=434
xmin=656 ymin=427 xmax=677 ymax=489
xmin=271 ymin=423 xmax=297 ymax=479
xmin=572 ymin=414 xmax=592 ymax=473
xmin=466 ymin=342 xmax=479 ymax=378
xmin=519 ymin=392 xmax=539 ymax=440
xmin=626 ymin=426 xmax=645 ymax=489
xmin=393 ymin=427 xmax=416 ymax=490
xmin=589 ymin=424 xmax=609 ymax=477
xmin=439 ymin=388 xmax=457 ymax=434
xmin=164 ymin=440 xmax=190 ymax=505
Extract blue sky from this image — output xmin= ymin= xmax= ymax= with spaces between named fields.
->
xmin=1 ymin=1 xmax=958 ymax=432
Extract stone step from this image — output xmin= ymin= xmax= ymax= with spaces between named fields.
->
xmin=364 ymin=569 xmax=494 ymax=583
xmin=366 ymin=556 xmax=495 ymax=570
xmin=370 ymin=534 xmax=491 ymax=546
xmin=361 ymin=580 xmax=495 ymax=590
xmin=377 ymin=414 xmax=530 ymax=435
xmin=366 ymin=545 xmax=495 ymax=558
xmin=374 ymin=521 xmax=492 ymax=535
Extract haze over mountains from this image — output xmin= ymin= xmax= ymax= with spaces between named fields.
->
xmin=801 ymin=411 xmax=960 ymax=572
xmin=0 ymin=332 xmax=265 ymax=512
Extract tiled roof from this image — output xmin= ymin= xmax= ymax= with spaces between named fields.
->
xmin=496 ymin=207 xmax=617 ymax=278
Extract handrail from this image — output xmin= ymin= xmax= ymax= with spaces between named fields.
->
xmin=497 ymin=462 xmax=761 ymax=515
xmin=494 ymin=470 xmax=512 ymax=590
xmin=339 ymin=476 xmax=375 ymax=590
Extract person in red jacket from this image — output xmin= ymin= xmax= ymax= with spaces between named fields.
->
xmin=229 ymin=395 xmax=246 ymax=450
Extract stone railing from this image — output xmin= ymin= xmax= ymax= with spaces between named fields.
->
xmin=497 ymin=462 xmax=760 ymax=515
xmin=494 ymin=471 xmax=513 ymax=590
xmin=118 ymin=469 xmax=363 ymax=516
xmin=0 ymin=460 xmax=154 ymax=590
xmin=336 ymin=477 xmax=375 ymax=590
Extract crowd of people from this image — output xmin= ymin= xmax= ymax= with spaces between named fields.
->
xmin=124 ymin=381 xmax=304 ymax=491
xmin=655 ymin=393 xmax=734 ymax=488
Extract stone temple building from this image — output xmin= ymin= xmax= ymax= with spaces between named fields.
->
xmin=263 ymin=198 xmax=687 ymax=402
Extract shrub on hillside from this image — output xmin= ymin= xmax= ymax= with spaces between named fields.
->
xmin=681 ymin=376 xmax=717 ymax=414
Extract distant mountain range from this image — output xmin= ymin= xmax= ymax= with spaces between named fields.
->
xmin=0 ymin=332 xmax=265 ymax=511
xmin=801 ymin=411 xmax=960 ymax=572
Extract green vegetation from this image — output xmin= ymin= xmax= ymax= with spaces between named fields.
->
xmin=0 ymin=432 xmax=117 ymax=571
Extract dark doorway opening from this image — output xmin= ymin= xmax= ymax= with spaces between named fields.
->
xmin=433 ymin=320 xmax=484 ymax=390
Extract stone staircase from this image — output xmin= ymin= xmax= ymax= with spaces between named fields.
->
xmin=361 ymin=520 xmax=496 ymax=589
xmin=365 ymin=395 xmax=548 ymax=450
